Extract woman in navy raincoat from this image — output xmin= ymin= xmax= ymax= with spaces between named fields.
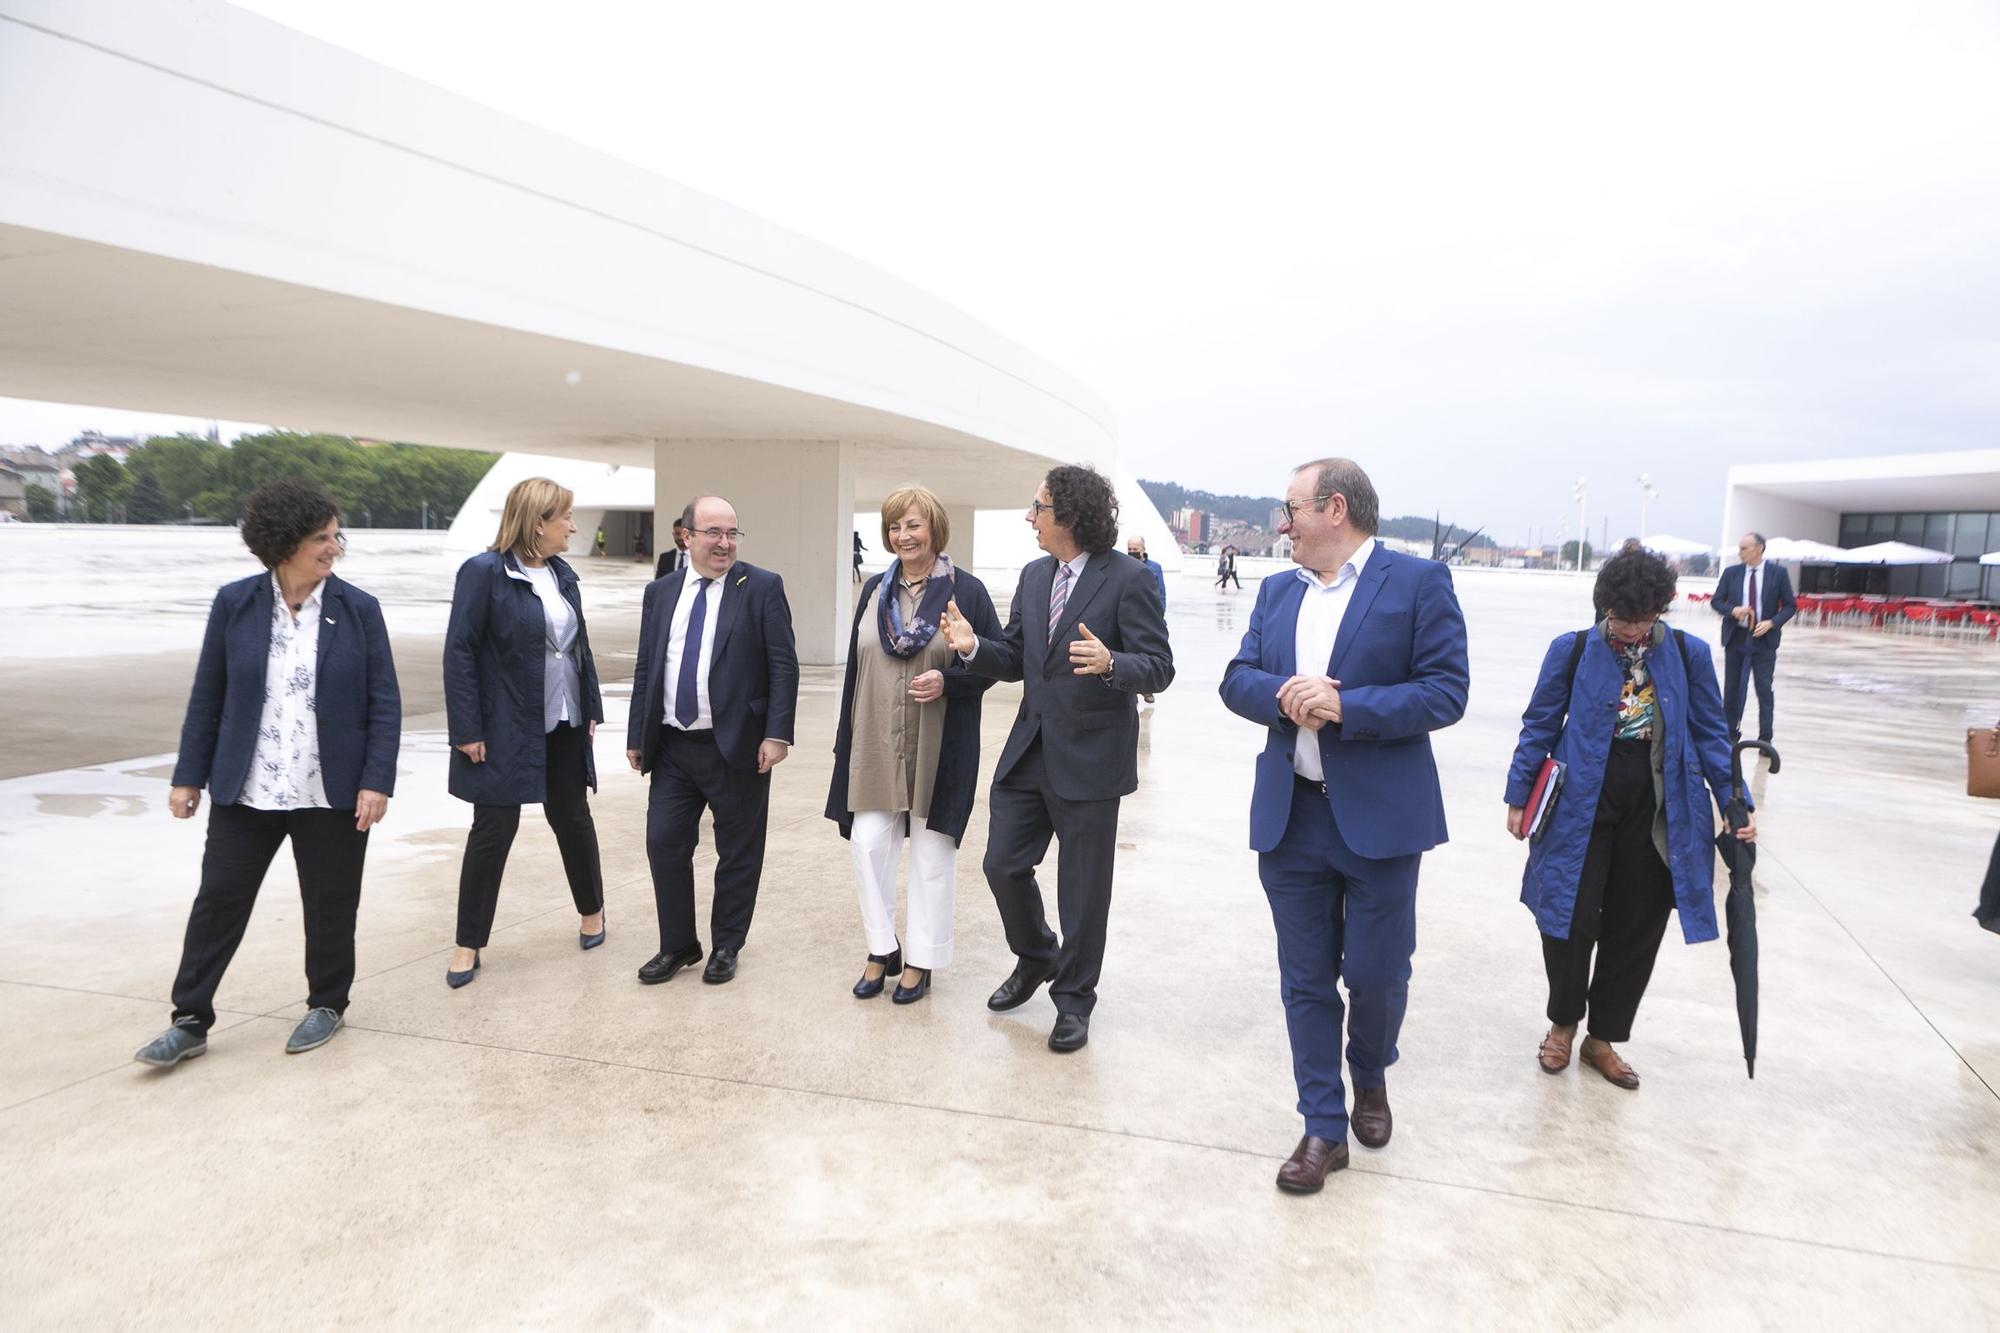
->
xmin=1505 ymin=547 xmax=1754 ymax=1089
xmin=442 ymin=477 xmax=606 ymax=987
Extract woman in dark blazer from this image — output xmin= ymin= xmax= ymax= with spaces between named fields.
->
xmin=825 ymin=485 xmax=1000 ymax=1002
xmin=442 ymin=477 xmax=607 ymax=987
xmin=1505 ymin=547 xmax=1753 ymax=1089
xmin=135 ymin=479 xmax=400 ymax=1069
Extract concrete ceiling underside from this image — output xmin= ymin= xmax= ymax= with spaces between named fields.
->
xmin=1736 ymin=473 xmax=2000 ymax=513
xmin=0 ymin=224 xmax=1059 ymax=504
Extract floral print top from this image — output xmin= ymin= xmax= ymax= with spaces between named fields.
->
xmin=1610 ymin=633 xmax=1661 ymax=741
xmin=238 ymin=574 xmax=330 ymax=810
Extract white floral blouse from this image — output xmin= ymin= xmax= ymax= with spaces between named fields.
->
xmin=238 ymin=574 xmax=330 ymax=811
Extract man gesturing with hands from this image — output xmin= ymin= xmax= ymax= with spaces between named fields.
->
xmin=1220 ymin=457 xmax=1469 ymax=1195
xmin=938 ymin=465 xmax=1173 ymax=1052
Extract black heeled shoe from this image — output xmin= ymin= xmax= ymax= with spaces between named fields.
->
xmin=891 ymin=966 xmax=931 ymax=1005
xmin=580 ymin=911 xmax=606 ymax=951
xmin=852 ymin=946 xmax=902 ymax=998
xmin=446 ymin=950 xmax=481 ymax=989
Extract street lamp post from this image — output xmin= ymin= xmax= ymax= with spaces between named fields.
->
xmin=1571 ymin=477 xmax=1588 ymax=573
xmin=1638 ymin=473 xmax=1658 ymax=544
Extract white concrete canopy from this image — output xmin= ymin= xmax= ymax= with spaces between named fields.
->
xmin=0 ymin=0 xmax=1125 ymax=658
xmin=1721 ymin=449 xmax=2000 ymax=546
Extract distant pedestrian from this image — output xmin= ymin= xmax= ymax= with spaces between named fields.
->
xmin=854 ymin=530 xmax=865 ymax=583
xmin=135 ymin=478 xmax=400 ymax=1069
xmin=1712 ymin=532 xmax=1796 ymax=743
xmin=594 ymin=526 xmax=607 ymax=557
xmin=656 ymin=518 xmax=690 ymax=579
xmin=1127 ymin=536 xmax=1166 ymax=702
xmin=1216 ymin=545 xmax=1242 ymax=592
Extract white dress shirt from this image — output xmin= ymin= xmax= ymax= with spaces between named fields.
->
xmin=519 ymin=561 xmax=580 ymax=729
xmin=661 ymin=563 xmax=725 ymax=731
xmin=960 ymin=551 xmax=1089 ymax=664
xmin=1292 ymin=537 xmax=1375 ymax=783
xmin=239 ymin=574 xmax=331 ymax=811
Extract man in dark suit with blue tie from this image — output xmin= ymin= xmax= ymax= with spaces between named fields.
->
xmin=627 ymin=496 xmax=799 ymax=986
xmin=939 ymin=465 xmax=1174 ymax=1053
xmin=1220 ymin=457 xmax=1469 ymax=1194
xmin=1711 ymin=531 xmax=1796 ymax=744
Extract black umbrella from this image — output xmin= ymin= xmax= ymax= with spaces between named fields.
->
xmin=1714 ymin=738 xmax=1779 ymax=1078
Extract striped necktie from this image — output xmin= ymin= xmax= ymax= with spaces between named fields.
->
xmin=1047 ymin=561 xmax=1072 ymax=644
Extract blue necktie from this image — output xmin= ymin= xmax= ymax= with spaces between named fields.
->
xmin=674 ymin=577 xmax=712 ymax=726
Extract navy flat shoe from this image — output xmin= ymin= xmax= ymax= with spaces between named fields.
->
xmin=853 ymin=945 xmax=902 ymax=998
xmin=446 ymin=950 xmax=481 ymax=989
xmin=580 ymin=913 xmax=606 ymax=951
xmin=891 ymin=966 xmax=931 ymax=1005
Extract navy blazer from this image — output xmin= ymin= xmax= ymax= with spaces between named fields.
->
xmin=443 ymin=551 xmax=604 ymax=805
xmin=963 ymin=548 xmax=1175 ymax=803
xmin=1220 ymin=546 xmax=1469 ymax=859
xmin=1711 ymin=561 xmax=1797 ymax=654
xmin=172 ymin=572 xmax=401 ymax=807
xmin=628 ymin=561 xmax=800 ymax=774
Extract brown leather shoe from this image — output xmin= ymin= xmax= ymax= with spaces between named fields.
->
xmin=1538 ymin=1023 xmax=1576 ymax=1074
xmin=1275 ymin=1135 xmax=1349 ymax=1194
xmin=1579 ymin=1036 xmax=1640 ymax=1090
xmin=1351 ymin=1086 xmax=1392 ymax=1149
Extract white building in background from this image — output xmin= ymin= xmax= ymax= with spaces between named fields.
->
xmin=1721 ymin=449 xmax=2000 ymax=599
xmin=0 ymin=0 xmax=1138 ymax=661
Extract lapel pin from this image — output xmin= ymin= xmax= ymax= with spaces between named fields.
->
xmin=324 ymin=617 xmax=336 ymax=625
xmin=736 ymin=575 xmax=747 ymax=586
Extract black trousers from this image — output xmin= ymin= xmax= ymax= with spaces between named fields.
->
xmin=1542 ymin=739 xmax=1676 ymax=1043
xmin=170 ymin=802 xmax=368 ymax=1033
xmin=981 ymin=738 xmax=1122 ymax=1016
xmin=455 ymin=722 xmax=604 ymax=948
xmin=1977 ymin=829 xmax=2000 ymax=929
xmin=645 ymin=728 xmax=771 ymax=953
xmin=1722 ymin=645 xmax=1776 ymax=741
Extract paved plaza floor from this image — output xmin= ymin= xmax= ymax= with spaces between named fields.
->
xmin=2 ymin=557 xmax=1997 ymax=1327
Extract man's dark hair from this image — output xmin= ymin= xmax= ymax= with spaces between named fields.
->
xmin=240 ymin=478 xmax=340 ymax=568
xmin=1045 ymin=464 xmax=1119 ymax=554
xmin=1592 ymin=546 xmax=1679 ymax=622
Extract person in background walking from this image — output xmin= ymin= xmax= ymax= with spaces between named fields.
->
xmin=827 ymin=485 xmax=1001 ymax=1003
xmin=656 ymin=517 xmax=691 ymax=579
xmin=1216 ymin=544 xmax=1242 ymax=592
xmin=1507 ymin=546 xmax=1753 ymax=1091
xmin=441 ymin=477 xmax=607 ymax=989
xmin=594 ymin=526 xmax=607 ymax=557
xmin=1127 ymin=535 xmax=1166 ymax=702
xmin=1711 ymin=532 xmax=1795 ymax=744
xmin=135 ymin=479 xmax=400 ymax=1068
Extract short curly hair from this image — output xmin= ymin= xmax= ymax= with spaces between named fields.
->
xmin=1044 ymin=464 xmax=1120 ymax=554
xmin=1592 ymin=546 xmax=1678 ymax=622
xmin=241 ymin=478 xmax=341 ymax=568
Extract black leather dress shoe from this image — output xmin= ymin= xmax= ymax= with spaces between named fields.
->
xmin=1047 ymin=1012 xmax=1089 ymax=1052
xmin=1351 ymin=1086 xmax=1392 ymax=1149
xmin=638 ymin=943 xmax=703 ymax=985
xmin=986 ymin=959 xmax=1057 ymax=1012
xmin=1276 ymin=1135 xmax=1349 ymax=1194
xmin=702 ymin=947 xmax=739 ymax=984
xmin=891 ymin=967 xmax=930 ymax=1005
xmin=853 ymin=946 xmax=902 ymax=999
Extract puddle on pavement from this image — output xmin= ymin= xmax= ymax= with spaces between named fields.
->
xmin=35 ymin=793 xmax=150 ymax=818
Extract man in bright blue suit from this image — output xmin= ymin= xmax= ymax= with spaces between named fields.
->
xmin=1220 ymin=457 xmax=1469 ymax=1195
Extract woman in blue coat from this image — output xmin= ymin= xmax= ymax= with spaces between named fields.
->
xmin=442 ymin=477 xmax=606 ymax=987
xmin=135 ymin=479 xmax=400 ymax=1069
xmin=1504 ymin=547 xmax=1754 ymax=1090
xmin=825 ymin=485 xmax=1000 ymax=1003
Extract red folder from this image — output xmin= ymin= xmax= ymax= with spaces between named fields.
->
xmin=1522 ymin=757 xmax=1566 ymax=841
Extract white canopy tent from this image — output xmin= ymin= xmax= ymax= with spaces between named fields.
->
xmin=1640 ymin=533 xmax=1716 ymax=558
xmin=1762 ymin=537 xmax=1851 ymax=563
xmin=1834 ymin=541 xmax=1956 ymax=565
xmin=1982 ymin=551 xmax=2000 ymax=566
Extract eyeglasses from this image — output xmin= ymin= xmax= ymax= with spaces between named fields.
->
xmin=1606 ymin=615 xmax=1662 ymax=636
xmin=692 ymin=527 xmax=744 ymax=541
xmin=1280 ymin=494 xmax=1338 ymax=525
xmin=1026 ymin=501 xmax=1054 ymax=518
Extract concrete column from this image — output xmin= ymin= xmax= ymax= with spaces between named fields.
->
xmin=654 ymin=439 xmax=855 ymax=665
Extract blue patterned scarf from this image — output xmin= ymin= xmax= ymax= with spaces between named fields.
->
xmin=878 ymin=555 xmax=956 ymax=659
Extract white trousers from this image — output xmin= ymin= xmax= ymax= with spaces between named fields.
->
xmin=850 ymin=809 xmax=958 ymax=969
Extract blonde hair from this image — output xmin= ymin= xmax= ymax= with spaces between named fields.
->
xmin=489 ymin=477 xmax=575 ymax=561
xmin=880 ymin=485 xmax=950 ymax=556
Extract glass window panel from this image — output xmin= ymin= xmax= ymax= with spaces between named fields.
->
xmin=1954 ymin=513 xmax=1990 ymax=557
xmin=1840 ymin=514 xmax=1868 ymax=545
xmin=1896 ymin=514 xmax=1926 ymax=545
xmin=1917 ymin=564 xmax=1947 ymax=598
xmin=1926 ymin=514 xmax=1953 ymax=551
xmin=1888 ymin=565 xmax=1919 ymax=596
xmin=1870 ymin=513 xmax=1897 ymax=538
xmin=1946 ymin=561 xmax=1981 ymax=597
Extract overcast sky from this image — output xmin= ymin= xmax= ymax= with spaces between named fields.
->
xmin=11 ymin=0 xmax=2000 ymax=544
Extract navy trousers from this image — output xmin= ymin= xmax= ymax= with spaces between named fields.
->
xmin=1258 ymin=778 xmax=1421 ymax=1142
xmin=1722 ymin=645 xmax=1776 ymax=741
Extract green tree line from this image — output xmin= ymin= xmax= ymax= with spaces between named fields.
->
xmin=69 ymin=432 xmax=497 ymax=527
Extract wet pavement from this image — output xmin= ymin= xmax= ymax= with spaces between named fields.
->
xmin=2 ymin=555 xmax=1997 ymax=1326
